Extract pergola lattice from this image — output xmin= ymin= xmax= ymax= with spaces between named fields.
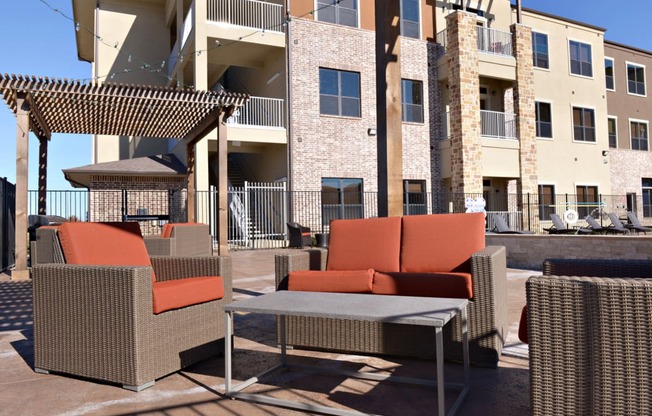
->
xmin=0 ymin=73 xmax=248 ymax=279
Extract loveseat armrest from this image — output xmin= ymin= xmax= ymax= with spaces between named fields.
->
xmin=150 ymin=256 xmax=233 ymax=300
xmin=144 ymin=236 xmax=176 ymax=256
xmin=275 ymin=248 xmax=328 ymax=289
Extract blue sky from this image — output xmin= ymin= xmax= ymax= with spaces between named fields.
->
xmin=0 ymin=1 xmax=650 ymax=190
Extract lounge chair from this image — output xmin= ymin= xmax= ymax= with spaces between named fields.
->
xmin=287 ymin=222 xmax=312 ymax=248
xmin=490 ymin=213 xmax=534 ymax=234
xmin=626 ymin=211 xmax=652 ymax=234
xmin=543 ymin=213 xmax=588 ymax=234
xmin=583 ymin=215 xmax=608 ymax=234
xmin=606 ymin=213 xmax=632 ymax=234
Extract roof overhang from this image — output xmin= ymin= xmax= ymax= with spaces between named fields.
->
xmin=71 ymin=0 xmax=96 ymax=63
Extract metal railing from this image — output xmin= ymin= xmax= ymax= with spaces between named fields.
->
xmin=207 ymin=0 xmax=285 ymax=33
xmin=227 ymin=96 xmax=285 ymax=128
xmin=439 ymin=111 xmax=451 ymax=140
xmin=436 ymin=29 xmax=447 ymax=51
xmin=477 ymin=27 xmax=513 ymax=57
xmin=481 ymin=110 xmax=517 ymax=140
xmin=25 ymin=190 xmax=650 ymax=250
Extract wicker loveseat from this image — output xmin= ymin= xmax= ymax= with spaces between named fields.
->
xmin=526 ymin=258 xmax=652 ymax=415
xmin=144 ymin=222 xmax=213 ymax=256
xmin=32 ymin=222 xmax=232 ymax=391
xmin=275 ymin=213 xmax=507 ymax=367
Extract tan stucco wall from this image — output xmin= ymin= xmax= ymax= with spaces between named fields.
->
xmin=522 ymin=10 xmax=611 ymax=195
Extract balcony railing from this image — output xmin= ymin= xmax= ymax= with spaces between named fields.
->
xmin=207 ymin=0 xmax=285 ymax=33
xmin=477 ymin=27 xmax=513 ymax=57
xmin=481 ymin=110 xmax=517 ymax=140
xmin=227 ymin=96 xmax=285 ymax=128
xmin=434 ymin=27 xmax=513 ymax=57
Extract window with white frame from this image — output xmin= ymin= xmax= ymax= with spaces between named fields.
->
xmin=569 ymin=40 xmax=592 ymax=77
xmin=401 ymin=79 xmax=423 ymax=123
xmin=317 ymin=0 xmax=357 ymax=28
xmin=319 ymin=68 xmax=361 ymax=117
xmin=401 ymin=0 xmax=419 ymax=39
xmin=608 ymin=117 xmax=617 ymax=148
xmin=532 ymin=32 xmax=549 ymax=69
xmin=630 ymin=120 xmax=649 ymax=151
xmin=627 ymin=62 xmax=646 ymax=96
xmin=572 ymin=107 xmax=595 ymax=142
xmin=643 ymin=178 xmax=652 ymax=218
xmin=535 ymin=101 xmax=552 ymax=138
xmin=538 ymin=184 xmax=555 ymax=220
xmin=577 ymin=185 xmax=598 ymax=219
xmin=605 ymin=58 xmax=615 ymax=90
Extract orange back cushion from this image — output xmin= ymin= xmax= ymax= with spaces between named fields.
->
xmin=57 ymin=222 xmax=152 ymax=269
xmin=327 ymin=217 xmax=402 ymax=272
xmin=289 ymin=270 xmax=374 ymax=293
xmin=400 ymin=213 xmax=485 ymax=273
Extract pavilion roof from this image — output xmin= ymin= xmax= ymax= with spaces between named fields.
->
xmin=0 ymin=73 xmax=249 ymax=139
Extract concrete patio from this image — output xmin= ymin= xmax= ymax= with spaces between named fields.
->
xmin=0 ymin=249 xmax=533 ymax=415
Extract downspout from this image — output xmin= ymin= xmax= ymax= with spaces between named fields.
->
xmin=284 ymin=0 xmax=293 ymax=220
xmin=516 ymin=0 xmax=522 ymax=24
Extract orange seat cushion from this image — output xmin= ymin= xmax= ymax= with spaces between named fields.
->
xmin=58 ymin=222 xmax=151 ymax=267
xmin=289 ymin=270 xmax=374 ymax=293
xmin=518 ymin=305 xmax=528 ymax=344
xmin=161 ymin=222 xmax=201 ymax=238
xmin=401 ymin=213 xmax=485 ymax=273
xmin=327 ymin=217 xmax=402 ymax=272
xmin=372 ymin=272 xmax=473 ymax=299
xmin=152 ymin=276 xmax=224 ymax=314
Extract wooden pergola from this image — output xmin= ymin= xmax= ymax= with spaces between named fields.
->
xmin=0 ymin=74 xmax=248 ymax=280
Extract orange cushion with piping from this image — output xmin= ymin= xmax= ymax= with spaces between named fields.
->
xmin=161 ymin=222 xmax=201 ymax=238
xmin=327 ymin=217 xmax=402 ymax=272
xmin=372 ymin=271 xmax=473 ymax=299
xmin=152 ymin=276 xmax=224 ymax=314
xmin=58 ymin=222 xmax=151 ymax=267
xmin=518 ymin=305 xmax=528 ymax=344
xmin=401 ymin=213 xmax=485 ymax=273
xmin=289 ymin=270 xmax=374 ymax=293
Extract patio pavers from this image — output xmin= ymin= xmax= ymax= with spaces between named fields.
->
xmin=0 ymin=249 xmax=532 ymax=415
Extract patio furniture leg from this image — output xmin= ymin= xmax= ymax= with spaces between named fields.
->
xmin=122 ymin=381 xmax=155 ymax=392
xmin=436 ymin=327 xmax=445 ymax=416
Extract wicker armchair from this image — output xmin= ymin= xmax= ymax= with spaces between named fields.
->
xmin=286 ymin=222 xmax=312 ymax=248
xmin=32 ymin=222 xmax=232 ymax=391
xmin=275 ymin=245 xmax=507 ymax=367
xmin=144 ymin=223 xmax=213 ymax=257
xmin=527 ymin=259 xmax=652 ymax=416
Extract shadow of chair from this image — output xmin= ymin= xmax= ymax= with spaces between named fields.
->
xmin=287 ymin=222 xmax=312 ymax=248
xmin=32 ymin=222 xmax=232 ymax=391
xmin=491 ymin=213 xmax=534 ymax=234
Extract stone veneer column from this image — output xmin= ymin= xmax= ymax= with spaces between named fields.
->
xmin=446 ymin=11 xmax=482 ymax=194
xmin=511 ymin=24 xmax=538 ymax=229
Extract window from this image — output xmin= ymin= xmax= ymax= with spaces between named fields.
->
xmin=401 ymin=79 xmax=423 ymax=123
xmin=608 ymin=117 xmax=617 ymax=148
xmin=630 ymin=120 xmax=649 ymax=151
xmin=317 ymin=0 xmax=357 ymax=28
xmin=535 ymin=101 xmax=552 ymax=138
xmin=401 ymin=0 xmax=419 ymax=39
xmin=627 ymin=62 xmax=646 ymax=96
xmin=576 ymin=185 xmax=598 ymax=219
xmin=569 ymin=40 xmax=592 ymax=77
xmin=321 ymin=178 xmax=364 ymax=226
xmin=605 ymin=58 xmax=615 ymax=90
xmin=403 ymin=180 xmax=427 ymax=215
xmin=532 ymin=32 xmax=549 ymax=69
xmin=643 ymin=179 xmax=652 ymax=218
xmin=627 ymin=192 xmax=638 ymax=214
xmin=319 ymin=68 xmax=361 ymax=117
xmin=572 ymin=107 xmax=595 ymax=142
xmin=538 ymin=185 xmax=555 ymax=221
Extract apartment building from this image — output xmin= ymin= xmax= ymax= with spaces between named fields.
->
xmin=70 ymin=0 xmax=645 ymax=227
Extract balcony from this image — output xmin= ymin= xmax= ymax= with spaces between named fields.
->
xmin=476 ymin=27 xmax=513 ymax=57
xmin=207 ymin=0 xmax=284 ymax=33
xmin=438 ymin=110 xmax=518 ymax=141
xmin=226 ymin=96 xmax=286 ymax=143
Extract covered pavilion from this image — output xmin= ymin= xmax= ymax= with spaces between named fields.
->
xmin=0 ymin=73 xmax=248 ymax=280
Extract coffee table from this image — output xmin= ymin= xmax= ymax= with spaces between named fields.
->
xmin=224 ymin=291 xmax=469 ymax=416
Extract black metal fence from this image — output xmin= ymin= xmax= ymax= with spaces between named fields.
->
xmin=1 ymin=178 xmax=16 ymax=272
xmin=24 ymin=188 xmax=648 ymax=251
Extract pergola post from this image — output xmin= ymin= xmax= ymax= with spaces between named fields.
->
xmin=13 ymin=92 xmax=30 ymax=280
xmin=375 ymin=0 xmax=403 ymax=217
xmin=217 ymin=121 xmax=228 ymax=255
xmin=186 ymin=142 xmax=196 ymax=223
xmin=38 ymin=136 xmax=48 ymax=215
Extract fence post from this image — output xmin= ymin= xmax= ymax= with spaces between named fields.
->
xmin=527 ymin=193 xmax=531 ymax=231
